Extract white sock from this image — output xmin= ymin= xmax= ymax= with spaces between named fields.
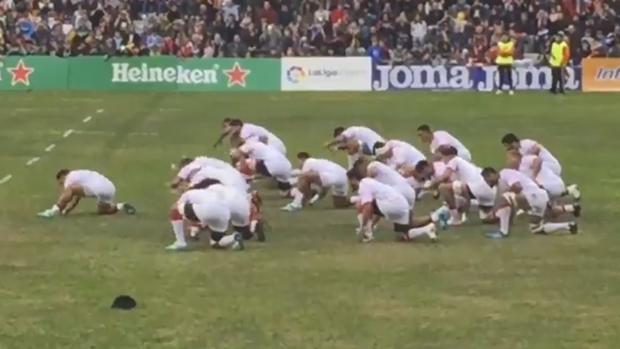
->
xmin=50 ymin=204 xmax=61 ymax=214
xmin=309 ymin=193 xmax=320 ymax=204
xmin=217 ymin=234 xmax=236 ymax=248
xmin=189 ymin=226 xmax=200 ymax=237
xmin=450 ymin=209 xmax=460 ymax=221
xmin=496 ymin=206 xmax=511 ymax=236
xmin=116 ymin=203 xmax=124 ymax=210
xmin=543 ymin=222 xmax=571 ymax=234
xmin=170 ymin=220 xmax=186 ymax=245
xmin=561 ymin=204 xmax=575 ymax=213
xmin=407 ymin=223 xmax=433 ymax=239
xmin=291 ymin=187 xmax=304 ymax=207
xmin=356 ymin=213 xmax=363 ymax=228
xmin=347 ymin=153 xmax=360 ymax=169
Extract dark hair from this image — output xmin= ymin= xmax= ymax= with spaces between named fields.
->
xmin=439 ymin=145 xmax=458 ymax=156
xmin=56 ymin=169 xmax=70 ymax=180
xmin=481 ymin=167 xmax=497 ymax=177
xmin=333 ymin=127 xmax=345 ymax=138
xmin=414 ymin=160 xmax=430 ymax=173
xmin=346 ymin=167 xmax=362 ymax=181
xmin=222 ymin=117 xmax=233 ymax=124
xmin=417 ymin=124 xmax=431 ymax=132
xmin=501 ymin=133 xmax=520 ymax=144
xmin=297 ymin=152 xmax=311 ymax=160
xmin=372 ymin=141 xmax=386 ymax=155
xmin=179 ymin=157 xmax=194 ymax=168
xmin=191 ymin=178 xmax=221 ymax=189
xmin=229 ymin=119 xmax=243 ymax=127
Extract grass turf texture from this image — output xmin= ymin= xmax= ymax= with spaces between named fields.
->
xmin=0 ymin=92 xmax=619 ymax=349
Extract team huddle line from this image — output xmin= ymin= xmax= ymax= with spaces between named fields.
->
xmin=38 ymin=119 xmax=582 ymax=250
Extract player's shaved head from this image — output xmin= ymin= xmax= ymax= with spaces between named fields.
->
xmin=192 ymin=178 xmax=221 ymax=189
xmin=439 ymin=145 xmax=458 ymax=156
xmin=179 ymin=157 xmax=194 ymax=168
xmin=230 ymin=119 xmax=244 ymax=127
xmin=56 ymin=169 xmax=70 ymax=180
xmin=481 ymin=167 xmax=498 ymax=177
xmin=333 ymin=127 xmax=345 ymax=138
xmin=417 ymin=124 xmax=431 ymax=133
xmin=297 ymin=152 xmax=311 ymax=160
xmin=414 ymin=160 xmax=430 ymax=173
xmin=501 ymin=133 xmax=520 ymax=145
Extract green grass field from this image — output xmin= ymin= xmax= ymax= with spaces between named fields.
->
xmin=1 ymin=91 xmax=620 ymax=349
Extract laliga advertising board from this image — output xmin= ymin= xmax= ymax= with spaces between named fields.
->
xmin=281 ymin=57 xmax=372 ymax=91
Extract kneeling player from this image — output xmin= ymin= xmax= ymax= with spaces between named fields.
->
xmin=232 ymin=140 xmax=293 ymax=196
xmin=281 ymin=152 xmax=349 ymax=211
xmin=325 ymin=126 xmax=385 ymax=169
xmin=348 ymin=159 xmax=416 ymax=209
xmin=354 ymin=178 xmax=448 ymax=243
xmin=38 ymin=169 xmax=135 ymax=218
xmin=482 ymin=167 xmax=579 ymax=238
xmin=166 ymin=183 xmax=262 ymax=251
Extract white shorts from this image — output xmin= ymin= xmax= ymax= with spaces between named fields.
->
xmin=466 ymin=180 xmax=496 ymax=207
xmin=377 ymin=197 xmax=410 ymax=225
xmin=541 ymin=177 xmax=565 ymax=199
xmin=84 ymin=179 xmax=116 ymax=204
xmin=396 ymin=184 xmax=416 ymax=209
xmin=544 ymin=159 xmax=562 ymax=176
xmin=524 ymin=189 xmax=549 ymax=217
xmin=319 ymin=171 xmax=348 ymax=196
xmin=269 ymin=137 xmax=287 ymax=155
xmin=193 ymin=196 xmax=250 ymax=232
xmin=264 ymin=158 xmax=292 ymax=183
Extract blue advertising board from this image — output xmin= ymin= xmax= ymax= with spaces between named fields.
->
xmin=372 ymin=65 xmax=582 ymax=91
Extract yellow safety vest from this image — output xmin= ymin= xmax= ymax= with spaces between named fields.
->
xmin=550 ymin=42 xmax=567 ymax=67
xmin=495 ymin=41 xmax=515 ymax=65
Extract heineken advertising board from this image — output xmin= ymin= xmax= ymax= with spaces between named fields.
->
xmin=0 ymin=57 xmax=280 ymax=91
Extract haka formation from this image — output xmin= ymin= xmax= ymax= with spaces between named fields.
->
xmin=37 ymin=119 xmax=582 ymax=250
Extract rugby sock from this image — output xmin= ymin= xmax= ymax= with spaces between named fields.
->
xmin=496 ymin=206 xmax=511 ymax=236
xmin=291 ymin=187 xmax=304 ymax=207
xmin=309 ymin=193 xmax=320 ymax=204
xmin=171 ymin=220 xmax=186 ymax=245
xmin=218 ymin=234 xmax=236 ymax=248
xmin=356 ymin=213 xmax=363 ymax=228
xmin=347 ymin=153 xmax=360 ymax=170
xmin=50 ymin=204 xmax=61 ymax=215
xmin=561 ymin=204 xmax=575 ymax=213
xmin=407 ymin=224 xmax=434 ymax=239
xmin=543 ymin=222 xmax=571 ymax=234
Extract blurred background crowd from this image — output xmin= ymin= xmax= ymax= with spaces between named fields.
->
xmin=1 ymin=0 xmax=619 ymax=65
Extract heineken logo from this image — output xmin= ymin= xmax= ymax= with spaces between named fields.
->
xmin=111 ymin=62 xmax=251 ymax=87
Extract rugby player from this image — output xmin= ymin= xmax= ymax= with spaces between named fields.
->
xmin=324 ymin=126 xmax=385 ymax=169
xmin=482 ymin=167 xmax=579 ymax=238
xmin=38 ymin=169 xmax=135 ymax=218
xmin=417 ymin=124 xmax=472 ymax=161
xmin=214 ymin=118 xmax=286 ymax=155
xmin=281 ymin=152 xmax=349 ymax=211
xmin=501 ymin=133 xmax=562 ymax=176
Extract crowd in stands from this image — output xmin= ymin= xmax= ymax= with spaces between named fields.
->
xmin=1 ymin=0 xmax=619 ymax=64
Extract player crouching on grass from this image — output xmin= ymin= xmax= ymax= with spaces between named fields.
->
xmin=324 ymin=126 xmax=385 ymax=169
xmin=230 ymin=140 xmax=294 ymax=197
xmin=349 ymin=177 xmax=449 ymax=243
xmin=481 ymin=167 xmax=579 ymax=239
xmin=281 ymin=152 xmax=350 ymax=211
xmin=166 ymin=179 xmax=265 ymax=251
xmin=38 ymin=169 xmax=136 ymax=218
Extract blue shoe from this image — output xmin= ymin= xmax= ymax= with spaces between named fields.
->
xmin=437 ymin=210 xmax=451 ymax=230
xmin=486 ymin=230 xmax=507 ymax=239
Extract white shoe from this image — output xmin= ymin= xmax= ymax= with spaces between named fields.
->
xmin=361 ymin=233 xmax=374 ymax=243
xmin=567 ymin=184 xmax=581 ymax=201
xmin=495 ymin=90 xmax=503 ymax=95
xmin=427 ymin=224 xmax=438 ymax=242
xmin=509 ymin=90 xmax=515 ymax=95
xmin=349 ymin=196 xmax=360 ymax=204
xmin=165 ymin=241 xmax=188 ymax=251
xmin=447 ymin=217 xmax=463 ymax=226
xmin=280 ymin=203 xmax=301 ymax=212
xmin=515 ymin=209 xmax=525 ymax=217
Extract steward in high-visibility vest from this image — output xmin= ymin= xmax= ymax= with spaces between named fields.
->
xmin=549 ymin=32 xmax=570 ymax=94
xmin=495 ymin=34 xmax=515 ymax=94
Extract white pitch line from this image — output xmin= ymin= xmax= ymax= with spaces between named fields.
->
xmin=96 ymin=109 xmax=104 ymax=113
xmin=26 ymin=157 xmax=40 ymax=166
xmin=82 ymin=116 xmax=92 ymax=123
xmin=0 ymin=174 xmax=12 ymax=185
xmin=45 ymin=144 xmax=56 ymax=152
xmin=63 ymin=129 xmax=74 ymax=138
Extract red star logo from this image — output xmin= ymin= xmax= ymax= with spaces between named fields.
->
xmin=223 ymin=62 xmax=251 ymax=88
xmin=7 ymin=59 xmax=35 ymax=86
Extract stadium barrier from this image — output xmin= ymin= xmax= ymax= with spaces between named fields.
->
xmin=0 ymin=56 xmax=603 ymax=92
xmin=582 ymin=58 xmax=620 ymax=92
xmin=0 ymin=56 xmax=280 ymax=91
